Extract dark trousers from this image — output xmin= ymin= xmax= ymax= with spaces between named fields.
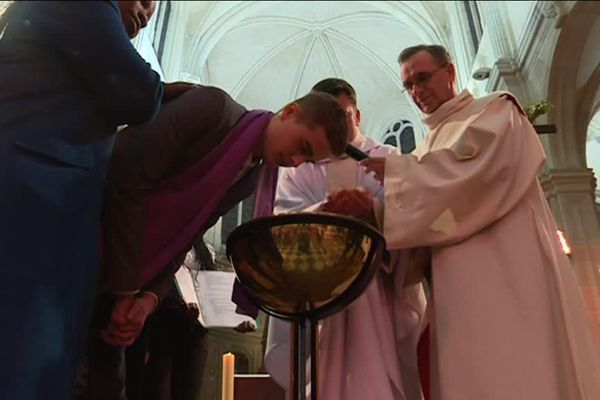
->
xmin=137 ymin=298 xmax=208 ymax=400
xmin=0 ymin=165 xmax=101 ymax=400
xmin=74 ymin=294 xmax=127 ymax=400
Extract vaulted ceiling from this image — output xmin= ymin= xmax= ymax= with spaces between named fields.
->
xmin=173 ymin=1 xmax=451 ymax=142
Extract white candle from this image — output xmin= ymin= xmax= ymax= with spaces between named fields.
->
xmin=222 ymin=352 xmax=235 ymax=400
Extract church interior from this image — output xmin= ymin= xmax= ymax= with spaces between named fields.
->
xmin=121 ymin=1 xmax=600 ymax=398
xmin=1 ymin=1 xmax=599 ymax=399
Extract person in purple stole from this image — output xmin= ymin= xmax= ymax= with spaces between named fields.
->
xmin=76 ymin=85 xmax=348 ymax=399
xmin=98 ymin=85 xmax=349 ymax=347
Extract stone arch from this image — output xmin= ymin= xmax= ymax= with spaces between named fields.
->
xmin=543 ymin=0 xmax=600 ymax=338
xmin=545 ymin=1 xmax=600 ymax=169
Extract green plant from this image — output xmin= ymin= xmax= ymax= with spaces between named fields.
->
xmin=525 ymin=100 xmax=553 ymax=123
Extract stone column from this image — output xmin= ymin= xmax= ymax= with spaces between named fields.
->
xmin=478 ymin=1 xmax=516 ymax=61
xmin=540 ymin=168 xmax=600 ymax=337
xmin=486 ymin=57 xmax=531 ymax=103
xmin=445 ymin=2 xmax=474 ymax=90
xmin=479 ymin=2 xmax=532 ymax=102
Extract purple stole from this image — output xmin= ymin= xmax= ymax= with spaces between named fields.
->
xmin=139 ymin=110 xmax=278 ymax=287
xmin=231 ymin=162 xmax=280 ymax=318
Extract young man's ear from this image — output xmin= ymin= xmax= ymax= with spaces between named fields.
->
xmin=355 ymin=107 xmax=361 ymax=126
xmin=447 ymin=63 xmax=456 ymax=83
xmin=281 ymin=103 xmax=300 ymax=119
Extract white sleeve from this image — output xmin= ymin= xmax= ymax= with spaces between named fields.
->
xmin=383 ymin=97 xmax=546 ymax=249
xmin=274 ymin=166 xmax=327 ymax=213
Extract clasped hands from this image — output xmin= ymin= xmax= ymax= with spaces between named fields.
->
xmin=322 ymin=188 xmax=375 ymax=223
xmin=101 ymin=292 xmax=158 ymax=347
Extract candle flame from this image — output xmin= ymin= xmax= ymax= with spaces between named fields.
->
xmin=557 ymin=229 xmax=571 ymax=255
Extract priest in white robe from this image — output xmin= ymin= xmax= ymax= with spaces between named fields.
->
xmin=325 ymin=45 xmax=600 ymax=400
xmin=264 ymin=78 xmax=426 ymax=400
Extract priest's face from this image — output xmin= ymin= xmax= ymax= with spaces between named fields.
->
xmin=261 ymin=104 xmax=333 ymax=167
xmin=117 ymin=1 xmax=157 ymax=39
xmin=400 ymin=50 xmax=456 ymax=114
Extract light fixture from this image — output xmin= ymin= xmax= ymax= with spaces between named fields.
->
xmin=472 ymin=67 xmax=492 ymax=81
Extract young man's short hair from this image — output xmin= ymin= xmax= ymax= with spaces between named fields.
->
xmin=397 ymin=44 xmax=453 ymax=67
xmin=311 ymin=78 xmax=357 ymax=106
xmin=283 ymin=92 xmax=347 ymax=156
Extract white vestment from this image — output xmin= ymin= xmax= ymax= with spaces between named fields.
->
xmin=264 ymin=135 xmax=426 ymax=400
xmin=381 ymin=90 xmax=600 ymax=400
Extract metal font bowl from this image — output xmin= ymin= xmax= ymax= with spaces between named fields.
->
xmin=226 ymin=212 xmax=385 ymax=320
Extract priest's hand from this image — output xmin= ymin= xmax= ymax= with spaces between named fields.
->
xmin=361 ymin=157 xmax=385 ymax=184
xmin=233 ymin=320 xmax=257 ymax=333
xmin=101 ymin=292 xmax=158 ymax=347
xmin=323 ymin=188 xmax=375 ymax=223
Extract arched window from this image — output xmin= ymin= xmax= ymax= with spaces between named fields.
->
xmin=382 ymin=120 xmax=416 ymax=154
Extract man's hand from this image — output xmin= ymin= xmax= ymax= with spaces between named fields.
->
xmin=233 ymin=320 xmax=256 ymax=333
xmin=322 ymin=188 xmax=375 ymax=222
xmin=162 ymin=81 xmax=198 ymax=102
xmin=361 ymin=157 xmax=386 ymax=184
xmin=101 ymin=292 xmax=158 ymax=347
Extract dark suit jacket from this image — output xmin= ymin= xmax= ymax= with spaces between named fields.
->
xmin=104 ymin=86 xmax=265 ymax=299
